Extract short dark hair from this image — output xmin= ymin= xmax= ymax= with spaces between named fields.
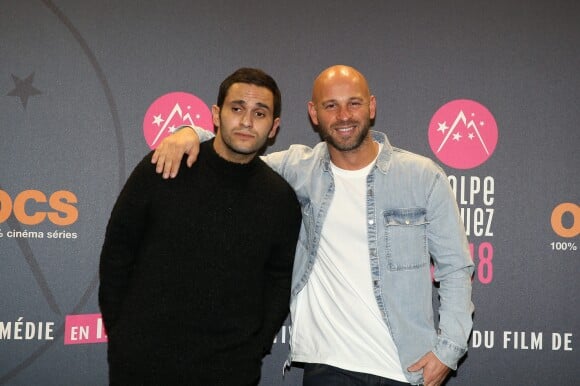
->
xmin=217 ymin=68 xmax=281 ymax=119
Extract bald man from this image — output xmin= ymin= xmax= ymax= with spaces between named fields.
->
xmin=152 ymin=65 xmax=474 ymax=386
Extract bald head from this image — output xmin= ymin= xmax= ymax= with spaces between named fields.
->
xmin=311 ymin=65 xmax=371 ymax=103
xmin=307 ymin=65 xmax=377 ymax=168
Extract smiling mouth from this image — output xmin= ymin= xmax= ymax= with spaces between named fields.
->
xmin=334 ymin=125 xmax=356 ymax=135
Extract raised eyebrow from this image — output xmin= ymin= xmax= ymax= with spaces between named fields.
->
xmin=229 ymin=100 xmax=272 ymax=111
xmin=254 ymin=102 xmax=272 ymax=111
xmin=229 ymin=99 xmax=246 ymax=107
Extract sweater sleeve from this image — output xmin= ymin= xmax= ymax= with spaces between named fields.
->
xmin=98 ymin=153 xmax=155 ymax=333
xmin=257 ymin=194 xmax=302 ymax=355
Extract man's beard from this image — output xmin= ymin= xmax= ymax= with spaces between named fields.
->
xmin=322 ymin=119 xmax=371 ymax=152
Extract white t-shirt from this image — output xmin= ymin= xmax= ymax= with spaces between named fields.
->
xmin=291 ymin=146 xmax=407 ymax=382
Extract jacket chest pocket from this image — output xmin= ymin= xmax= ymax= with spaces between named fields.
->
xmin=383 ymin=208 xmax=429 ymax=271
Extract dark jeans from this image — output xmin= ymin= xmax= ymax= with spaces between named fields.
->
xmin=303 ymin=363 xmax=411 ymax=386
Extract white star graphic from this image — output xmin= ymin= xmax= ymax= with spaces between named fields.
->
xmin=437 ymin=122 xmax=448 ymax=133
xmin=169 ymin=125 xmax=178 ymax=133
xmin=468 ymin=132 xmax=475 ymax=140
xmin=453 ymin=132 xmax=462 ymax=141
xmin=152 ymin=114 xmax=164 ymax=126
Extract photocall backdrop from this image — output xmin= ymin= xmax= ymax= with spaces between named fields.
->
xmin=1 ymin=1 xmax=578 ymax=384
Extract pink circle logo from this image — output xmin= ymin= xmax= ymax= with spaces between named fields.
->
xmin=428 ymin=99 xmax=498 ymax=169
xmin=143 ymin=91 xmax=214 ymax=149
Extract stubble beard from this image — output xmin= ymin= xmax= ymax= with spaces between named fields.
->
xmin=220 ymin=124 xmax=271 ymax=158
xmin=322 ymin=119 xmax=372 ymax=152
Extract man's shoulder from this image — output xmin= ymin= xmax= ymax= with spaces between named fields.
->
xmin=373 ymin=129 xmax=440 ymax=170
xmin=281 ymin=141 xmax=327 ymax=158
xmin=256 ymin=158 xmax=296 ymax=189
xmin=128 ymin=150 xmax=159 ymax=178
xmin=390 ymin=146 xmax=443 ymax=174
xmin=253 ymin=160 xmax=297 ymax=202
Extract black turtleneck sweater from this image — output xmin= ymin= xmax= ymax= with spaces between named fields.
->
xmin=99 ymin=140 xmax=302 ymax=385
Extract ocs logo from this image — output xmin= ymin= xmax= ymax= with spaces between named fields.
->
xmin=0 ymin=189 xmax=78 ymax=226
xmin=551 ymin=203 xmax=579 ymax=238
xmin=143 ymin=91 xmax=214 ymax=149
xmin=428 ymin=99 xmax=498 ymax=169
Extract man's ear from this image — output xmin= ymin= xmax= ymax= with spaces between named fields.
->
xmin=211 ymin=105 xmax=220 ymax=129
xmin=369 ymin=95 xmax=377 ymax=120
xmin=268 ymin=117 xmax=281 ymax=139
xmin=307 ymin=101 xmax=319 ymax=125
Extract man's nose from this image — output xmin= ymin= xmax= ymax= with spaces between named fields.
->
xmin=337 ymin=105 xmax=353 ymax=121
xmin=241 ymin=111 xmax=252 ymax=128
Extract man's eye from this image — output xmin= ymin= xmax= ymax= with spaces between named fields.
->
xmin=255 ymin=111 xmax=266 ymax=118
xmin=349 ymin=101 xmax=362 ymax=109
xmin=323 ymin=103 xmax=336 ymax=110
xmin=232 ymin=107 xmax=242 ymax=113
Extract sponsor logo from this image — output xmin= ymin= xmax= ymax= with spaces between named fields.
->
xmin=0 ymin=189 xmax=78 ymax=226
xmin=143 ymin=92 xmax=213 ymax=149
xmin=429 ymin=99 xmax=498 ymax=169
xmin=551 ymin=203 xmax=580 ymax=239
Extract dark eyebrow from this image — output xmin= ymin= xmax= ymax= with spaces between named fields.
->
xmin=229 ymin=100 xmax=272 ymax=111
xmin=255 ymin=102 xmax=272 ymax=111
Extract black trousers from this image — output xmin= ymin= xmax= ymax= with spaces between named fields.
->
xmin=303 ymin=363 xmax=411 ymax=386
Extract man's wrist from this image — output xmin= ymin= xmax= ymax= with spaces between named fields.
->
xmin=176 ymin=125 xmax=194 ymax=132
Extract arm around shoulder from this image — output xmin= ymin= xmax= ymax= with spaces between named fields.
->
xmin=151 ymin=126 xmax=211 ymax=178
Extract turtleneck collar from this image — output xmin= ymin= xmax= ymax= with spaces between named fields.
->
xmin=199 ymin=138 xmax=260 ymax=178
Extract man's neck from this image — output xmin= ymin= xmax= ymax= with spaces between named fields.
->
xmin=328 ymin=138 xmax=379 ymax=170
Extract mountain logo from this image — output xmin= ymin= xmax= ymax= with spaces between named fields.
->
xmin=143 ymin=91 xmax=213 ymax=149
xmin=428 ymin=99 xmax=498 ymax=169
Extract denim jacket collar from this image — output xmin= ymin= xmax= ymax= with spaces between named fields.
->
xmin=319 ymin=130 xmax=393 ymax=174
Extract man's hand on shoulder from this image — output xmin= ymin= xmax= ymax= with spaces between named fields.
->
xmin=151 ymin=126 xmax=200 ymax=179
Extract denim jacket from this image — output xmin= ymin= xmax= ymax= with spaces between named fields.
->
xmin=196 ymin=129 xmax=474 ymax=385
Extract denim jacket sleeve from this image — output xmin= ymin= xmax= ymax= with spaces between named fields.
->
xmin=426 ymin=168 xmax=475 ymax=369
xmin=191 ymin=125 xmax=215 ymax=142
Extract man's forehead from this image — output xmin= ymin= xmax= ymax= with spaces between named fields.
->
xmin=226 ymin=83 xmax=274 ymax=106
xmin=316 ymin=85 xmax=368 ymax=102
xmin=314 ymin=76 xmax=368 ymax=101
